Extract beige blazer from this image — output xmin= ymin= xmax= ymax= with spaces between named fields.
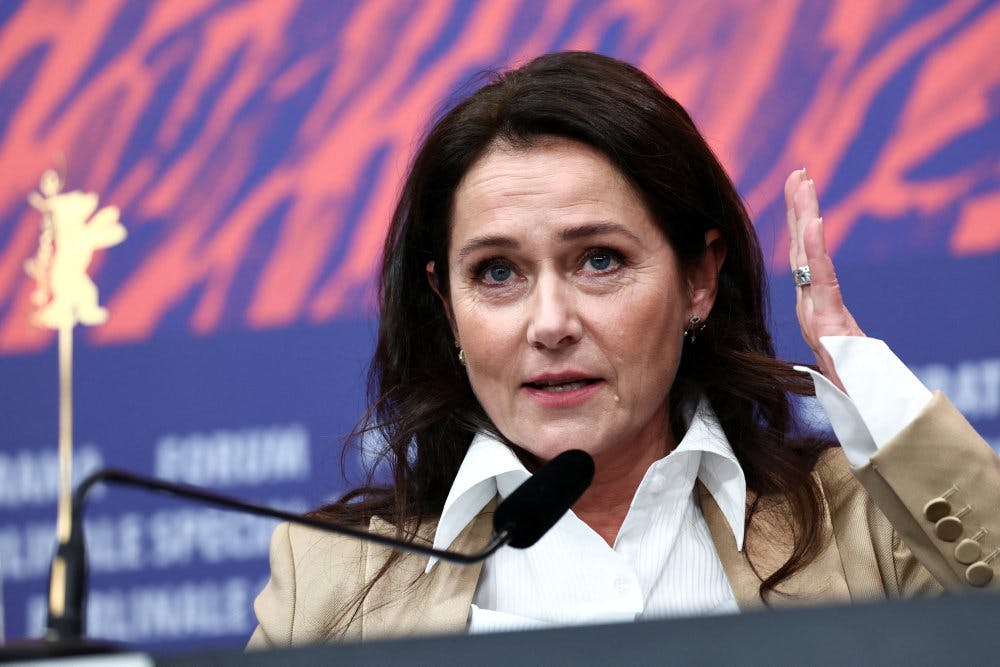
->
xmin=247 ymin=392 xmax=1000 ymax=649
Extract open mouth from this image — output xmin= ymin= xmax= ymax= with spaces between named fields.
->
xmin=525 ymin=379 xmax=600 ymax=393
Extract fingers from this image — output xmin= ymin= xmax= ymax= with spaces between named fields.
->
xmin=798 ymin=193 xmax=866 ymax=339
xmin=792 ymin=175 xmax=820 ymax=224
xmin=784 ymin=170 xmax=864 ymax=365
xmin=786 ymin=168 xmax=819 ymax=272
xmin=784 ymin=169 xmax=806 ymax=271
xmin=802 ymin=216 xmax=830 ymax=270
xmin=792 ymin=177 xmax=842 ymax=315
xmin=801 ymin=216 xmax=842 ymax=315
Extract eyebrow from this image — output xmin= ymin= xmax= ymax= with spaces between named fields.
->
xmin=559 ymin=221 xmax=642 ymax=245
xmin=456 ymin=221 xmax=642 ymax=261
xmin=456 ymin=235 xmax=519 ymax=261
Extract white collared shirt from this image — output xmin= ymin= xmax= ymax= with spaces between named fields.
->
xmin=426 ymin=337 xmax=932 ymax=633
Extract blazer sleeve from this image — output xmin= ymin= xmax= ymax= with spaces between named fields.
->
xmin=853 ymin=391 xmax=1000 ymax=592
xmin=247 ymin=522 xmax=295 ymax=650
xmin=246 ymin=521 xmax=367 ymax=650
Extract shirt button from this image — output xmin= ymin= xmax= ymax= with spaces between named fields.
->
xmin=614 ymin=577 xmax=629 ymax=595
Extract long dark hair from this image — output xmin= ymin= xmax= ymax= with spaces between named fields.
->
xmin=316 ymin=51 xmax=833 ymax=607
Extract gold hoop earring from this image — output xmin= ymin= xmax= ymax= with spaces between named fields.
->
xmin=458 ymin=348 xmax=467 ymax=366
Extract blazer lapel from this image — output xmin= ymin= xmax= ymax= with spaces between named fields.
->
xmin=699 ymin=476 xmax=852 ymax=609
xmin=361 ymin=505 xmax=494 ymax=639
xmin=356 ymin=471 xmax=855 ymax=634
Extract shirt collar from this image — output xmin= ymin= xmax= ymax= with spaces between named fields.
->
xmin=426 ymin=397 xmax=746 ymax=572
xmin=426 ymin=432 xmax=526 ymax=572
xmin=681 ymin=397 xmax=746 ymax=549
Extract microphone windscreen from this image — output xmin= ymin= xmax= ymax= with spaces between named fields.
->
xmin=493 ymin=449 xmax=595 ymax=548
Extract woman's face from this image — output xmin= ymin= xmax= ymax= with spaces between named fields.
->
xmin=438 ymin=138 xmax=716 ymax=464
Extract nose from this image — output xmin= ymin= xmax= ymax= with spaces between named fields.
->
xmin=526 ymin=273 xmax=582 ymax=350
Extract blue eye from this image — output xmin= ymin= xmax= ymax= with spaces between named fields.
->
xmin=471 ymin=258 xmax=517 ymax=286
xmin=588 ymin=253 xmax=612 ymax=270
xmin=487 ymin=264 xmax=512 ymax=282
xmin=586 ymin=250 xmax=621 ymax=272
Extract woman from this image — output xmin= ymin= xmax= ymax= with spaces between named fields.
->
xmin=248 ymin=52 xmax=998 ymax=646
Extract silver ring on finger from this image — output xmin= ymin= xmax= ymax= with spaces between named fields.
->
xmin=793 ymin=265 xmax=812 ymax=287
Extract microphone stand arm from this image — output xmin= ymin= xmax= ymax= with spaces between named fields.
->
xmin=46 ymin=467 xmax=511 ymax=641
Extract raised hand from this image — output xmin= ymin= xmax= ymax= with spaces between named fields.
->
xmin=785 ymin=168 xmax=864 ymax=393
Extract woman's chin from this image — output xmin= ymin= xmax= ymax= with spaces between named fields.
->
xmin=510 ymin=429 xmax=608 ymax=463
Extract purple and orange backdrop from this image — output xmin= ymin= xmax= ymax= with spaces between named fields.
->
xmin=1 ymin=0 xmax=998 ymax=652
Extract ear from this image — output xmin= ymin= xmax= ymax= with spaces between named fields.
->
xmin=686 ymin=229 xmax=726 ymax=319
xmin=426 ymin=260 xmax=459 ymax=338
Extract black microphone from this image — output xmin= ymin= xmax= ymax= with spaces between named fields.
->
xmin=494 ymin=449 xmax=595 ymax=548
xmin=43 ymin=448 xmax=595 ymax=644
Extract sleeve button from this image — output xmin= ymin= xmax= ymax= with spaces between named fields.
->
xmin=966 ymin=562 xmax=993 ymax=587
xmin=955 ymin=538 xmax=983 ymax=565
xmin=935 ymin=516 xmax=964 ymax=542
xmin=924 ymin=497 xmax=952 ymax=522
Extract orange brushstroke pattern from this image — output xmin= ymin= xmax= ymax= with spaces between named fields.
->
xmin=0 ymin=0 xmax=997 ymax=354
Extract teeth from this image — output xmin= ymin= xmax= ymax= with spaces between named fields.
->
xmin=539 ymin=380 xmax=589 ymax=392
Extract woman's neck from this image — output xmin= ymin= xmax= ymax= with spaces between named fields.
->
xmin=572 ymin=430 xmax=677 ymax=546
